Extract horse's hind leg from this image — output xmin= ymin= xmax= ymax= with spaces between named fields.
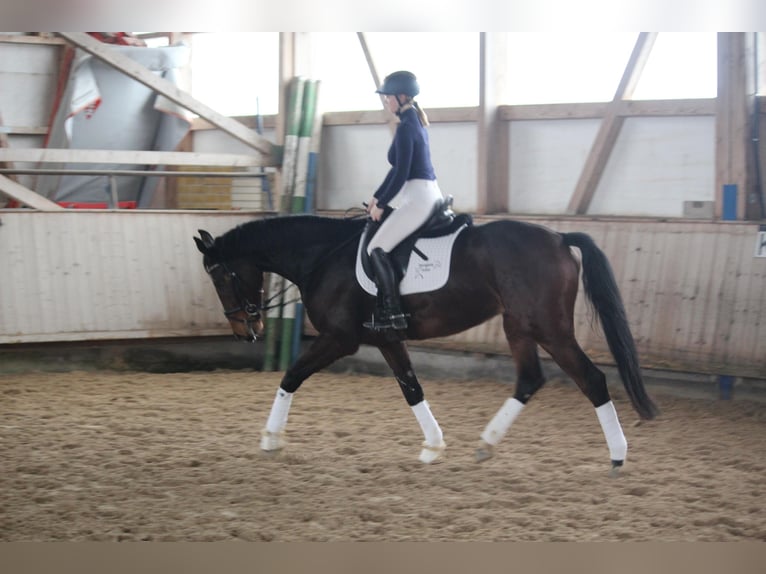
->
xmin=476 ymin=328 xmax=545 ymax=462
xmin=378 ymin=340 xmax=445 ymax=464
xmin=543 ymin=338 xmax=627 ymax=473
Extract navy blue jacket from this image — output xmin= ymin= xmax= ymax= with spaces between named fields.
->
xmin=373 ymin=107 xmax=436 ymax=207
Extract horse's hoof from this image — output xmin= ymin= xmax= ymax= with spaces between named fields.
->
xmin=475 ymin=441 xmax=494 ymax=463
xmin=610 ymin=459 xmax=624 ymax=477
xmin=419 ymin=440 xmax=446 ymax=464
xmin=260 ymin=429 xmax=286 ymax=452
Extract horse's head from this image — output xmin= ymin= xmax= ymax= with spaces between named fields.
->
xmin=194 ymin=229 xmax=265 ymax=342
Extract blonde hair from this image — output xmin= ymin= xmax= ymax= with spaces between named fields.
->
xmin=413 ymin=100 xmax=429 ymax=127
xmin=396 ymin=97 xmax=430 ymax=127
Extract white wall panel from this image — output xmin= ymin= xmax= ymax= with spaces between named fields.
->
xmin=317 ymin=122 xmax=477 ymax=211
xmin=316 ymin=116 xmax=715 ymax=218
xmin=0 ymin=211 xmax=256 ymax=343
xmin=509 ymin=119 xmax=600 ymax=213
xmin=590 ymin=116 xmax=715 ymax=216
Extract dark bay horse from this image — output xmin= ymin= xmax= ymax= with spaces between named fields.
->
xmin=194 ymin=214 xmax=658 ymax=470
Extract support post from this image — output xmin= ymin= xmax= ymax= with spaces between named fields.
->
xmin=476 ymin=32 xmax=510 ymax=214
xmin=715 ymin=33 xmax=758 ymax=220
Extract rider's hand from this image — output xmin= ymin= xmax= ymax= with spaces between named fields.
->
xmin=367 ymin=197 xmax=384 ymax=221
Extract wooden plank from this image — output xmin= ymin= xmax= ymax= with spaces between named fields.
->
xmin=57 ymin=32 xmax=275 ymax=158
xmin=357 ymin=32 xmax=397 ymax=136
xmin=0 ymin=174 xmax=63 ymax=210
xmin=0 ymin=126 xmax=49 ymax=135
xmin=0 ymin=148 xmax=272 ymax=167
xmin=0 ymin=34 xmax=67 ymax=45
xmin=191 ymin=115 xmax=277 ymax=131
xmin=322 ymin=107 xmax=477 ymax=126
xmin=502 ymin=102 xmax=608 ymax=121
xmin=619 ymin=98 xmax=716 ymax=117
xmin=566 ymin=32 xmax=658 ymax=215
xmin=500 ymin=99 xmax=715 ymax=121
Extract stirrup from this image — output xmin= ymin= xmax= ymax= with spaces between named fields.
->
xmin=363 ymin=312 xmax=408 ymax=331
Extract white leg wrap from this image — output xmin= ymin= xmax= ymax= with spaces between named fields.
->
xmin=481 ymin=398 xmax=524 ymax=446
xmin=596 ymin=401 xmax=628 ymax=462
xmin=411 ymin=400 xmax=443 ymax=447
xmin=265 ymin=388 xmax=294 ymax=434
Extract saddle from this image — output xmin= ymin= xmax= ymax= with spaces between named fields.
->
xmin=360 ymin=196 xmax=473 ymax=282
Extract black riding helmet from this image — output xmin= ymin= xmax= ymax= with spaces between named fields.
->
xmin=376 ymin=70 xmax=420 ymax=97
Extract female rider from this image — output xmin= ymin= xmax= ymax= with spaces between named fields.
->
xmin=365 ymin=70 xmax=444 ymax=331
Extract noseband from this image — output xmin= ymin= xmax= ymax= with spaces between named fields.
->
xmin=205 ymin=261 xmax=264 ymax=340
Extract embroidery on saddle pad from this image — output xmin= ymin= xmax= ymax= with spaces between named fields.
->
xmin=355 ymin=224 xmax=468 ymax=296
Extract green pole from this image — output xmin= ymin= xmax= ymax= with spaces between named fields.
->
xmin=264 ymin=77 xmax=305 ymax=371
xmin=279 ymin=78 xmax=318 ymax=371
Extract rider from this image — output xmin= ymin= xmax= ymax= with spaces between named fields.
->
xmin=364 ymin=70 xmax=444 ymax=331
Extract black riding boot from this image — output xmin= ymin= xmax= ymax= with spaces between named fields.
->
xmin=364 ymin=248 xmax=408 ymax=331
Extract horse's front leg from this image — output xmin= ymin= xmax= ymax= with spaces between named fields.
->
xmin=378 ymin=340 xmax=446 ymax=464
xmin=261 ymin=332 xmax=358 ymax=453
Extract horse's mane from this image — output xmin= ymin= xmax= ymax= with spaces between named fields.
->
xmin=216 ymin=214 xmax=366 ymax=259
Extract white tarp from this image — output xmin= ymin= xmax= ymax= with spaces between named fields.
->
xmin=36 ymin=43 xmax=192 ymax=207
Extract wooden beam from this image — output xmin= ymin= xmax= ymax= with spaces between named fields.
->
xmin=322 ymin=107 xmax=478 ymax=126
xmin=200 ymin=98 xmax=715 ymax=133
xmin=500 ymin=99 xmax=715 ymax=121
xmin=0 ymin=126 xmax=49 ymax=135
xmin=0 ymin=175 xmax=64 ymax=210
xmin=619 ymin=98 xmax=716 ymax=117
xmin=715 ymin=33 xmax=758 ymax=220
xmin=57 ymin=32 xmax=275 ymax=159
xmin=0 ymin=34 xmax=67 ymax=45
xmin=566 ymin=32 xmax=658 ymax=215
xmin=0 ymin=111 xmax=18 ymax=183
xmin=476 ymin=32 xmax=509 ymax=214
xmin=0 ymin=148 xmax=273 ymax=167
xmin=502 ymin=102 xmax=609 ymax=121
xmin=357 ymin=33 xmax=397 ymax=135
xmin=191 ymin=115 xmax=277 ymax=131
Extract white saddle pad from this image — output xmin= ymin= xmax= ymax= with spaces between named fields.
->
xmin=355 ymin=224 xmax=468 ymax=296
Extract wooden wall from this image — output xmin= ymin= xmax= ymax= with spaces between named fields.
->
xmin=0 ymin=211 xmax=256 ymax=343
xmin=1 ymin=211 xmax=763 ymax=379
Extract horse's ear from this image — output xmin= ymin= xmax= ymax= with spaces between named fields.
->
xmin=195 ymin=229 xmax=215 ymax=253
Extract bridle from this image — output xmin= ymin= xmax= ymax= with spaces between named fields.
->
xmin=199 ymin=217 xmax=366 ymax=342
xmin=205 ymin=260 xmax=300 ymax=341
xmin=205 ymin=260 xmax=264 ymax=341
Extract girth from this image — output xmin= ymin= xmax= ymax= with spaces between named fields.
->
xmin=360 ymin=196 xmax=473 ymax=281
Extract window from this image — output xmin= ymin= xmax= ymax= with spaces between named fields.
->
xmin=187 ymin=32 xmax=720 ymax=115
xmin=503 ymin=33 xmax=717 ymax=104
xmin=191 ymin=32 xmax=279 ymax=116
xmin=505 ymin=33 xmax=638 ymax=104
xmin=631 ymin=33 xmax=717 ymax=100
xmin=310 ymin=32 xmax=480 ymax=112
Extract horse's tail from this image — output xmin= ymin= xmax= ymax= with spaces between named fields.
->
xmin=562 ymin=232 xmax=659 ymax=420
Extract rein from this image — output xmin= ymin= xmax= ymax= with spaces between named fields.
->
xmin=261 ymin=283 xmax=301 ymax=311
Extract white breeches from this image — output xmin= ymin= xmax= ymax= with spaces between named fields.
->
xmin=367 ymin=179 xmax=443 ymax=254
